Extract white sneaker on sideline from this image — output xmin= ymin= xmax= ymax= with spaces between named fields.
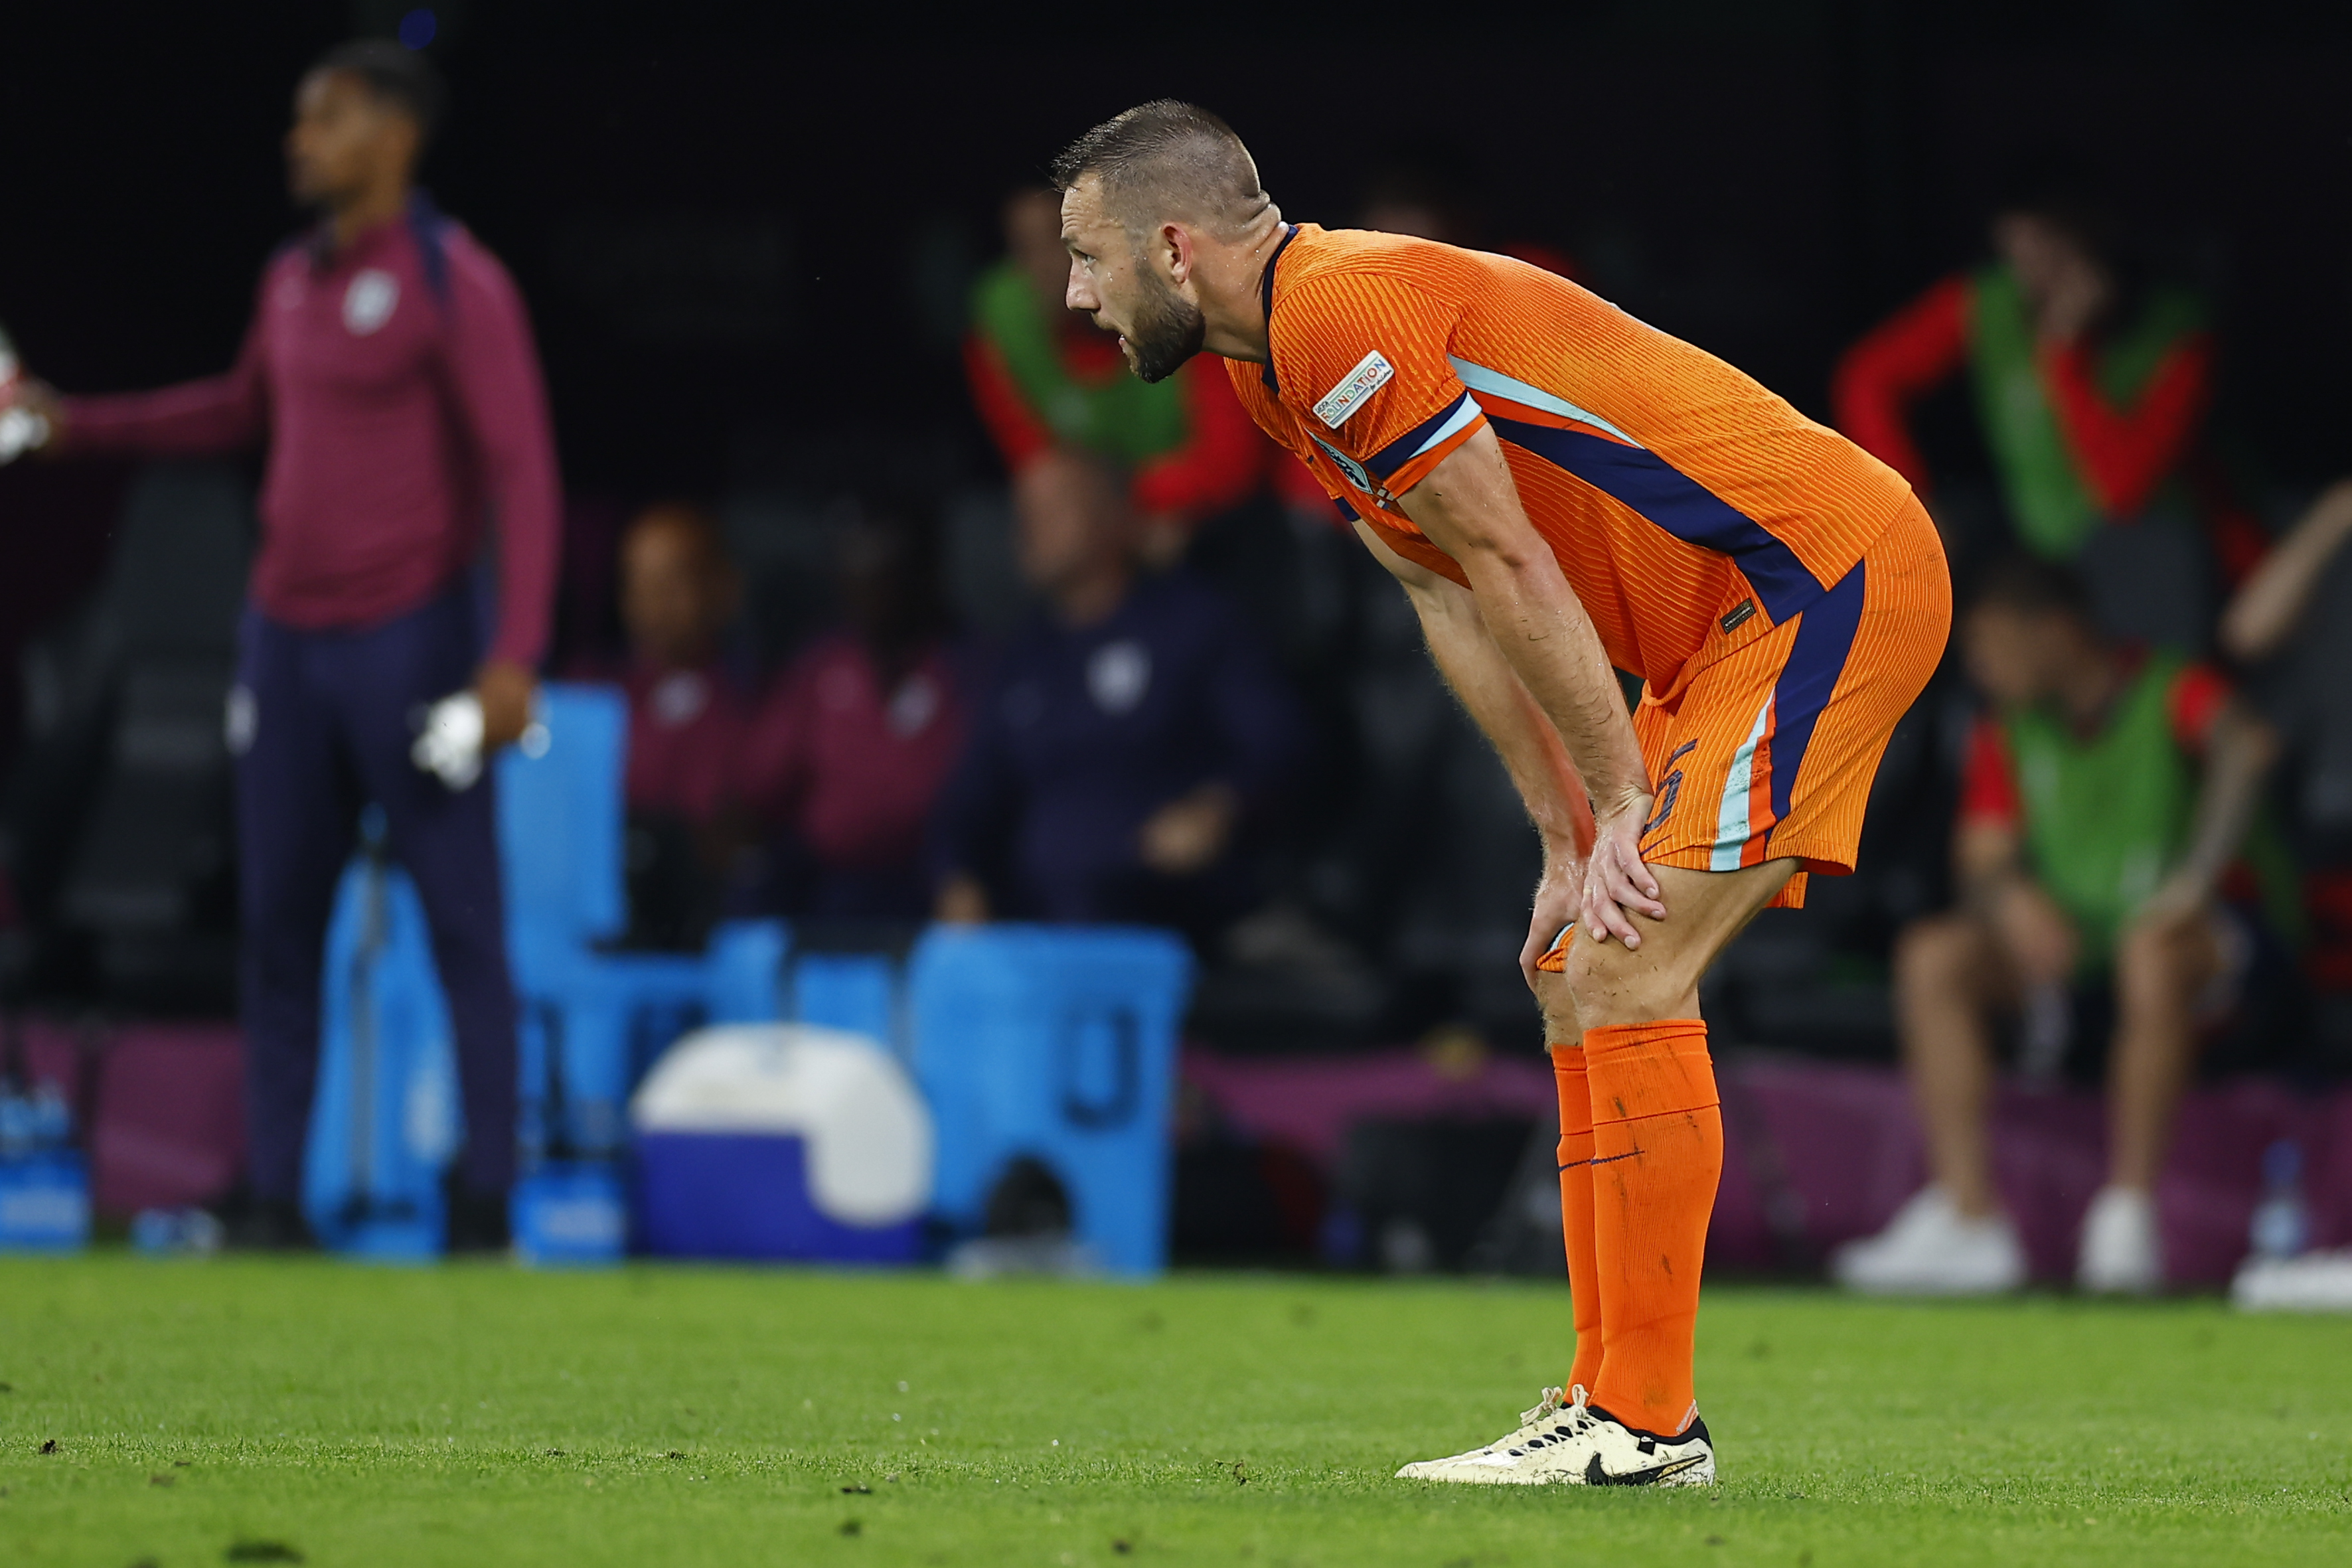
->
xmin=2077 ymin=1186 xmax=2163 ymax=1294
xmin=2233 ymin=1249 xmax=2352 ymax=1312
xmin=1830 ymin=1186 xmax=2025 ymax=1295
xmin=1394 ymin=1386 xmax=1602 ymax=1484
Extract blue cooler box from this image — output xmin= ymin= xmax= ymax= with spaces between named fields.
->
xmin=635 ymin=1133 xmax=917 ymax=1262
xmin=630 ymin=1024 xmax=932 ymax=1264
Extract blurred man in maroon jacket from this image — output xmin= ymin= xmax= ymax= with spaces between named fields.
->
xmin=745 ymin=493 xmax=967 ymax=921
xmin=601 ymin=502 xmax=751 ymax=947
xmin=5 ymin=41 xmax=559 ymax=1249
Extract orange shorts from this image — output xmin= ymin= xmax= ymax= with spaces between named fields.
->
xmin=1637 ymin=497 xmax=1948 ymax=909
xmin=1541 ymin=499 xmax=1948 ymax=976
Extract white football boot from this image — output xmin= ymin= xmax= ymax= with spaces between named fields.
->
xmin=1394 ymin=1385 xmax=1603 ymax=1484
xmin=1830 ymin=1185 xmax=2026 ymax=1296
xmin=1573 ymin=1404 xmax=1717 ymax=1488
xmin=2077 ymin=1186 xmax=2163 ymax=1294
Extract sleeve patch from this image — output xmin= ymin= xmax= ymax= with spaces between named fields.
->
xmin=1312 ymin=349 xmax=1395 ymax=430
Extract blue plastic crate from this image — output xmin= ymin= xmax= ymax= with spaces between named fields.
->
xmin=0 ymin=1150 xmax=91 ymax=1253
xmin=907 ymin=925 xmax=1192 ymax=1277
xmin=706 ymin=921 xmax=790 ymax=1024
xmin=791 ymin=953 xmax=898 ymax=1050
xmin=305 ymin=855 xmax=457 ymax=1261
xmin=512 ymin=1162 xmax=627 ymax=1267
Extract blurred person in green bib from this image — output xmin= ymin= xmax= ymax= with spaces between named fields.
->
xmin=1834 ymin=177 xmax=2265 ymax=604
xmin=964 ymin=189 xmax=1267 ymax=566
xmin=1834 ymin=556 xmax=2289 ymax=1298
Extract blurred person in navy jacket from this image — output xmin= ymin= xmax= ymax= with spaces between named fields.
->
xmin=934 ymin=449 xmax=1300 ymax=942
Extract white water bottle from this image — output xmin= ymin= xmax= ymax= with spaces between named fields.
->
xmin=0 ymin=323 xmax=53 ymax=465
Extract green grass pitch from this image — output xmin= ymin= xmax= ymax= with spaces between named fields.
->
xmin=1 ymin=1256 xmax=2348 ymax=1566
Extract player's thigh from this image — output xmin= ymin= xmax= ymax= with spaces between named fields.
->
xmin=232 ymin=614 xmax=360 ymax=940
xmin=2114 ymin=911 xmax=2225 ymax=1014
xmin=1534 ymin=965 xmax=1583 ymax=1042
xmin=1893 ymin=913 xmax=2017 ymax=1011
xmin=1561 ymin=858 xmax=1796 ymax=1026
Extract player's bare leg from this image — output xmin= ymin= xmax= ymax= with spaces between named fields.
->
xmin=1561 ymin=860 xmax=1784 ymax=1478
xmin=2082 ymin=911 xmax=2225 ymax=1293
xmin=1554 ymin=860 xmax=1793 ymax=1029
xmin=1887 ymin=915 xmax=2016 ymax=1220
xmin=1829 ymin=915 xmax=2031 ymax=1295
xmin=1400 ymin=860 xmax=1785 ymax=1487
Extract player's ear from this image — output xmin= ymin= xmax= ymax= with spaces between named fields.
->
xmin=1158 ymin=222 xmax=1194 ymax=286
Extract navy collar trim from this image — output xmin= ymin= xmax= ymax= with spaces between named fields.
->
xmin=1259 ymin=223 xmax=1300 ymax=392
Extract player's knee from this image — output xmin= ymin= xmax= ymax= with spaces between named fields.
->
xmin=1557 ymin=935 xmax=1687 ymax=1027
xmin=1893 ymin=915 xmax=1979 ymax=1000
xmin=2114 ymin=917 xmax=2207 ymax=1010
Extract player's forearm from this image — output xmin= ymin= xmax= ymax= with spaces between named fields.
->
xmin=1399 ymin=428 xmax=1648 ymax=817
xmin=58 ymin=376 xmax=265 ymax=457
xmin=2175 ymin=706 xmax=2278 ymax=894
xmin=1460 ymin=551 xmax=1648 ymax=816
xmin=2219 ymin=479 xmax=2352 ymax=663
xmin=1409 ymin=576 xmax=1594 ymax=855
xmin=1355 ymin=518 xmax=1591 ymax=856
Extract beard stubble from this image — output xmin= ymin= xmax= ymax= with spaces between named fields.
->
xmin=1123 ymin=269 xmax=1208 ymax=384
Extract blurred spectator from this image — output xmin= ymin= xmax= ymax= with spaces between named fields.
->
xmin=933 ymin=449 xmax=1300 ymax=942
xmin=1834 ymin=180 xmax=2264 ymax=587
xmin=743 ymin=493 xmax=966 ymax=921
xmin=3 ymin=42 xmax=554 ymax=1249
xmin=2221 ymin=479 xmax=2352 ymax=1037
xmin=1833 ymin=556 xmax=2282 ymax=1298
xmin=603 ymin=503 xmax=750 ymax=947
xmin=2219 ymin=479 xmax=2352 ymax=666
xmin=964 ymin=189 xmax=1264 ymax=564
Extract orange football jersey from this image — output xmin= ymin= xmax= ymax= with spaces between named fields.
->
xmin=1226 ymin=224 xmax=1919 ymax=693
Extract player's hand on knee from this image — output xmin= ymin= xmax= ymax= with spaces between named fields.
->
xmin=1581 ymin=797 xmax=1666 ymax=949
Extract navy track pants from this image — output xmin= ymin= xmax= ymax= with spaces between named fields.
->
xmin=232 ymin=589 xmax=516 ymax=1203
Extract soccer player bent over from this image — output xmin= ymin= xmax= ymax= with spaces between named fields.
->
xmin=1050 ymin=104 xmax=1950 ymax=1486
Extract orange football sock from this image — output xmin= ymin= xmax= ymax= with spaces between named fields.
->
xmin=1583 ymin=1019 xmax=1722 ymax=1438
xmin=1551 ymin=1043 xmax=1605 ymax=1395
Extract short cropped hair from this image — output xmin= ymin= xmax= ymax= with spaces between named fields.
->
xmin=1968 ymin=552 xmax=2094 ymax=623
xmin=314 ymin=39 xmax=445 ymax=142
xmin=1050 ymin=100 xmax=1269 ymax=238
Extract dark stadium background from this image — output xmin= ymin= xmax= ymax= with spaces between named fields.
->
xmin=3 ymin=0 xmax=2347 ymax=771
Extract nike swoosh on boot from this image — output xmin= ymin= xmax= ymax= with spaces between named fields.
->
xmin=1584 ymin=1452 xmax=1707 ymax=1486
